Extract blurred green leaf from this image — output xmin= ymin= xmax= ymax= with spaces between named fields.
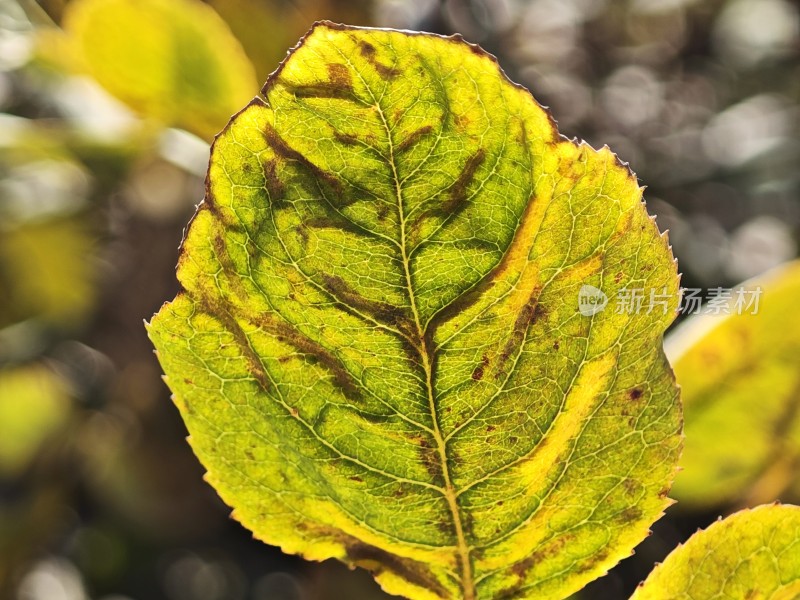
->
xmin=148 ymin=23 xmax=682 ymax=600
xmin=631 ymin=504 xmax=800 ymax=600
xmin=667 ymin=260 xmax=800 ymax=508
xmin=0 ymin=216 xmax=95 ymax=330
xmin=0 ymin=363 xmax=71 ymax=478
xmin=208 ymin=0 xmax=374 ymax=82
xmin=62 ymin=0 xmax=258 ymax=139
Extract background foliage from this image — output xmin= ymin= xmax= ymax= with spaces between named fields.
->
xmin=0 ymin=1 xmax=797 ymax=599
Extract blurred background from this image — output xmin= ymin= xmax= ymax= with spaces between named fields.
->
xmin=0 ymin=0 xmax=797 ymax=598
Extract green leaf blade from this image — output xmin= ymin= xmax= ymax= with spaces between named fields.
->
xmin=148 ymin=22 xmax=682 ymax=600
xmin=631 ymin=504 xmax=800 ymax=600
xmin=64 ymin=0 xmax=258 ymax=139
xmin=667 ymin=260 xmax=800 ymax=508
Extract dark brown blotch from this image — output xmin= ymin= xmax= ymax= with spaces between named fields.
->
xmin=471 ymin=354 xmax=489 ymax=381
xmin=280 ymin=63 xmax=356 ymax=101
xmin=194 ymin=294 xmax=272 ymax=394
xmin=262 ymin=123 xmax=344 ymax=195
xmin=212 ymin=232 xmax=249 ymax=302
xmin=498 ymin=534 xmax=577 ymax=598
xmin=499 ymin=290 xmax=544 ymax=367
xmin=345 ymin=542 xmax=448 ymax=598
xmin=443 ymin=148 xmax=486 ymax=214
xmin=376 ymin=203 xmax=389 ymax=222
xmin=333 ymin=130 xmax=360 ymax=146
xmin=284 ymin=82 xmax=356 ymax=101
xmin=413 ymin=435 xmax=443 ymax=482
xmin=262 ymin=158 xmax=285 ymax=200
xmin=396 ymin=125 xmax=433 ymax=153
xmin=619 ymin=506 xmax=643 ymax=522
xmin=358 ymin=40 xmax=400 ymax=78
xmin=253 ymin=313 xmax=362 ymax=401
xmin=321 ymin=274 xmax=418 ymax=342
xmin=327 ymin=63 xmax=352 ymax=88
xmin=359 ymin=40 xmax=377 ymax=57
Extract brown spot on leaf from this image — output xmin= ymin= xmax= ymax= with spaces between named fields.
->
xmin=327 ymin=63 xmax=352 ymax=88
xmin=629 ymin=387 xmax=644 ymax=400
xmin=376 ymin=203 xmax=389 ymax=222
xmin=500 ymin=533 xmax=577 ymax=598
xmin=443 ymin=148 xmax=486 ymax=214
xmin=471 ymin=354 xmax=490 ymax=381
xmin=359 ymin=40 xmax=377 ymax=56
xmin=358 ymin=41 xmax=400 ymax=78
xmin=279 ymin=63 xmax=357 ymax=102
xmin=284 ymin=82 xmax=357 ymax=101
xmin=620 ymin=506 xmax=642 ymax=522
xmin=295 ymin=224 xmax=309 ymax=246
xmin=322 ymin=274 xmax=418 ymax=343
xmin=414 ymin=436 xmax=442 ymax=481
xmin=499 ymin=290 xmax=544 ymax=367
xmin=262 ymin=123 xmax=344 ymax=196
xmin=333 ymin=130 xmax=360 ymax=146
xmin=344 ymin=543 xmax=448 ymax=598
xmin=250 ymin=312 xmax=363 ymax=401
xmin=212 ymin=232 xmax=249 ymax=302
xmin=453 ymin=113 xmax=471 ymax=129
xmin=396 ymin=125 xmax=434 ymax=153
xmin=262 ymin=158 xmax=285 ymax=200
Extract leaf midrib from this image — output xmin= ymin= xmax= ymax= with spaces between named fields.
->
xmin=333 ymin=43 xmax=477 ymax=600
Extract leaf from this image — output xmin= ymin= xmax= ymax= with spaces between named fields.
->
xmin=207 ymin=0 xmax=374 ymax=83
xmin=0 ymin=216 xmax=96 ymax=330
xmin=0 ymin=363 xmax=71 ymax=478
xmin=147 ymin=22 xmax=682 ymax=600
xmin=62 ymin=0 xmax=258 ymax=139
xmin=631 ymin=503 xmax=800 ymax=599
xmin=666 ymin=260 xmax=800 ymax=508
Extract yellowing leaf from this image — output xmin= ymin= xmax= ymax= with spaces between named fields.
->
xmin=631 ymin=504 xmax=800 ymax=600
xmin=0 ymin=364 xmax=71 ymax=478
xmin=147 ymin=23 xmax=682 ymax=600
xmin=667 ymin=260 xmax=800 ymax=508
xmin=207 ymin=0 xmax=374 ymax=82
xmin=63 ymin=0 xmax=257 ymax=139
xmin=0 ymin=216 xmax=96 ymax=329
